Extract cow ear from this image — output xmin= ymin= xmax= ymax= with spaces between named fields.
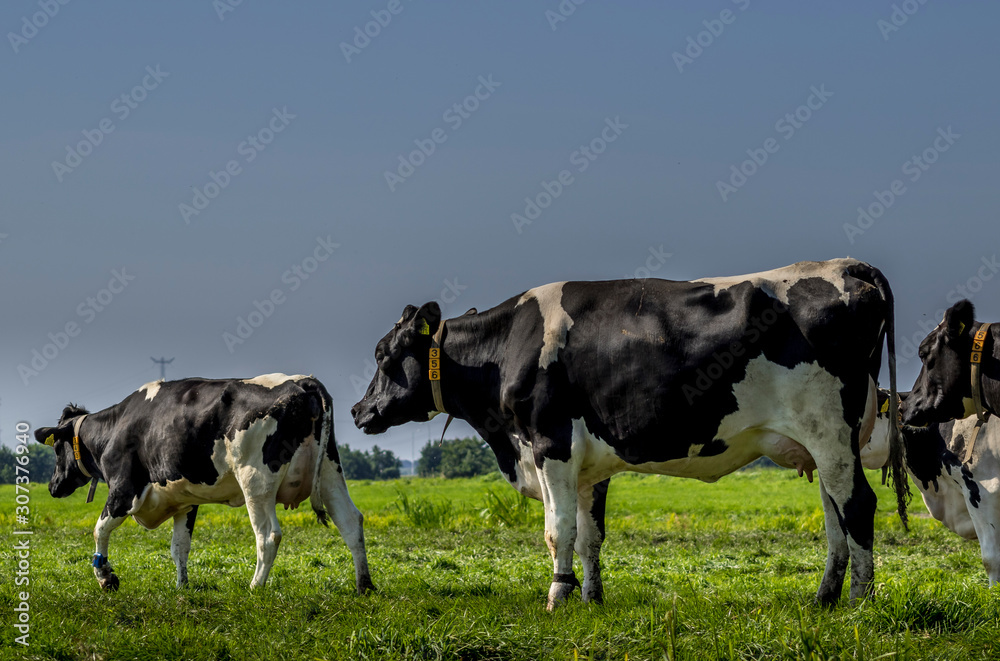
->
xmin=34 ymin=426 xmax=63 ymax=446
xmin=944 ymin=300 xmax=975 ymax=338
xmin=413 ymin=301 xmax=441 ymax=337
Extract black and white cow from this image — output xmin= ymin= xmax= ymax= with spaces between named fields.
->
xmin=863 ymin=389 xmax=1000 ymax=584
xmin=353 ymin=258 xmax=907 ymax=609
xmin=34 ymin=373 xmax=373 ymax=593
xmin=903 ymin=300 xmax=999 ymax=428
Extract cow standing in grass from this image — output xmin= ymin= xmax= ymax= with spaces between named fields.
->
xmin=900 ymin=300 xmax=1000 ymax=582
xmin=353 ymin=258 xmax=907 ymax=609
xmin=34 ymin=373 xmax=374 ymax=593
xmin=863 ymin=389 xmax=1000 ymax=584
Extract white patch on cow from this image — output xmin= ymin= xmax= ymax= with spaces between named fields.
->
xmin=427 ymin=410 xmax=441 ymax=420
xmin=518 ymin=282 xmax=574 ymax=369
xmin=125 ymin=414 xmax=319 ymax=530
xmin=138 ymin=380 xmax=163 ymax=401
xmin=560 ymin=358 xmax=856 ymax=492
xmin=692 ymin=258 xmax=858 ymax=306
xmin=241 ymin=373 xmax=308 ymax=388
xmin=508 ymin=436 xmax=543 ymax=500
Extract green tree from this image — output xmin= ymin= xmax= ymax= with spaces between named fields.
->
xmin=338 ymin=444 xmax=375 ymax=480
xmin=338 ymin=444 xmax=402 ymax=480
xmin=0 ymin=444 xmax=56 ymax=484
xmin=417 ymin=441 xmax=442 ymax=477
xmin=418 ymin=438 xmax=496 ymax=478
xmin=370 ymin=445 xmax=401 ymax=480
xmin=439 ymin=437 xmax=496 ymax=478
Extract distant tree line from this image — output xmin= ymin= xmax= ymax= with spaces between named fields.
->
xmin=0 ymin=444 xmax=56 ymax=484
xmin=338 ymin=444 xmax=402 ymax=480
xmin=417 ymin=437 xmax=497 ymax=478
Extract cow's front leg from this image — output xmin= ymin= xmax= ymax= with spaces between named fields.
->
xmin=576 ymin=479 xmax=608 ymax=604
xmin=535 ymin=444 xmax=581 ymax=610
xmin=171 ymin=506 xmax=198 ymax=588
xmin=93 ymin=506 xmax=128 ymax=591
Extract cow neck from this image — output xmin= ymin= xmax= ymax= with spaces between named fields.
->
xmin=965 ymin=322 xmax=995 ymax=463
xmin=71 ymin=414 xmax=101 ymax=503
xmin=435 ymin=310 xmax=506 ymax=430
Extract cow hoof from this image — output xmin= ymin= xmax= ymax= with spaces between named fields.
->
xmin=357 ymin=577 xmax=376 ymax=595
xmin=100 ymin=574 xmax=120 ymax=592
xmin=546 ymin=581 xmax=576 ymax=610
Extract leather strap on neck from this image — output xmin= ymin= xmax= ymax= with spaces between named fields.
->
xmin=71 ymin=415 xmax=99 ymax=503
xmin=965 ymin=322 xmax=992 ymax=464
xmin=429 ymin=321 xmax=454 ymax=443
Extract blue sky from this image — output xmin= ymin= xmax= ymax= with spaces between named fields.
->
xmin=2 ymin=0 xmax=999 ymax=462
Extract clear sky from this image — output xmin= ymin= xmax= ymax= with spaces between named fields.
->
xmin=2 ymin=1 xmax=998 ymax=463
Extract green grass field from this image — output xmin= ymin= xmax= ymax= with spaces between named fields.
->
xmin=3 ymin=470 xmax=999 ymax=660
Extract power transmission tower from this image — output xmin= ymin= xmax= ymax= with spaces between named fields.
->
xmin=151 ymin=357 xmax=174 ymax=381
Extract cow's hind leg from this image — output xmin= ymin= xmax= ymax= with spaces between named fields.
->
xmin=171 ymin=506 xmax=198 ymax=588
xmin=534 ymin=428 xmax=581 ymax=610
xmin=318 ymin=456 xmax=374 ymax=594
xmin=814 ymin=442 xmax=876 ymax=606
xmin=576 ymin=479 xmax=608 ymax=604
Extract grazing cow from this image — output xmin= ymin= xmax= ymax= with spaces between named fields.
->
xmin=34 ymin=373 xmax=373 ymax=593
xmin=864 ymin=389 xmax=1000 ymax=584
xmin=353 ymin=258 xmax=907 ymax=609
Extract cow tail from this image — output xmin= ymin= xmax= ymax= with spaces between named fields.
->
xmin=310 ymin=386 xmax=333 ymax=528
xmin=865 ymin=264 xmax=910 ymax=530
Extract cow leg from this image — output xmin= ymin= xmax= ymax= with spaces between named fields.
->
xmin=171 ymin=506 xmax=198 ymax=588
xmin=535 ymin=444 xmax=581 ymax=611
xmin=575 ymin=479 xmax=608 ymax=604
xmin=318 ymin=458 xmax=374 ymax=594
xmin=240 ymin=477 xmax=283 ymax=589
xmin=817 ymin=478 xmax=849 ymax=604
xmin=93 ymin=508 xmax=127 ymax=591
xmin=814 ymin=447 xmax=876 ymax=605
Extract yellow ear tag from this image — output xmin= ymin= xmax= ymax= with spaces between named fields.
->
xmin=44 ymin=434 xmax=56 ymax=446
xmin=880 ymin=399 xmax=889 ymax=414
xmin=959 ymin=322 xmax=966 ymax=335
xmin=417 ymin=319 xmax=430 ymax=335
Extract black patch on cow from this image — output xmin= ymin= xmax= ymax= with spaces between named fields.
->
xmin=590 ymin=479 xmax=609 ymax=540
xmin=901 ymin=421 xmax=981 ymax=508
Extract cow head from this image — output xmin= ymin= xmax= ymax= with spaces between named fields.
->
xmin=903 ymin=300 xmax=978 ymax=427
xmin=352 ymin=302 xmax=442 ymax=435
xmin=33 ymin=405 xmax=92 ymax=498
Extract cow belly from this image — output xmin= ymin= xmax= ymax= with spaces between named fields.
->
xmin=130 ymin=474 xmax=242 ymax=529
xmin=576 ymin=423 xmax=817 ymax=486
xmin=276 ymin=441 xmax=316 ymax=508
